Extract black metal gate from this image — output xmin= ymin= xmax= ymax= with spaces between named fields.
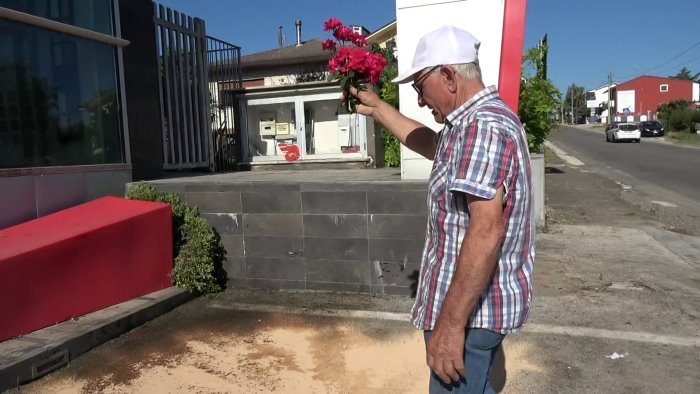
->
xmin=153 ymin=3 xmax=241 ymax=172
xmin=207 ymin=36 xmax=242 ymax=172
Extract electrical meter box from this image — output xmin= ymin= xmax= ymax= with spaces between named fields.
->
xmin=275 ymin=122 xmax=290 ymax=135
xmin=259 ymin=112 xmax=276 ymax=137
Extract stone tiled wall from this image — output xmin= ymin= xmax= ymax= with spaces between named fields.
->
xmin=151 ymin=181 xmax=428 ymax=296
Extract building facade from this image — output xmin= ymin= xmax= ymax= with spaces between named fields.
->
xmin=0 ymin=0 xmax=133 ymax=228
xmin=613 ymin=75 xmax=700 ymax=120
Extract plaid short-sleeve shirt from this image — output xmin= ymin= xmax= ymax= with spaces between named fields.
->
xmin=410 ymin=86 xmax=535 ymax=334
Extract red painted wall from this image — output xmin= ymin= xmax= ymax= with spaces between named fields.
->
xmin=499 ymin=0 xmax=528 ymax=113
xmin=615 ymin=76 xmax=693 ymax=115
xmin=0 ymin=197 xmax=173 ymax=341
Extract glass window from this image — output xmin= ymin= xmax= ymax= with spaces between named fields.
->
xmin=660 ymin=84 xmax=669 ymax=92
xmin=247 ymin=102 xmax=297 ymax=159
xmin=0 ymin=0 xmax=114 ymax=35
xmin=0 ymin=19 xmax=123 ymax=168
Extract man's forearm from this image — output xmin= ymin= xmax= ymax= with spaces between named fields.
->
xmin=438 ymin=218 xmax=504 ymax=328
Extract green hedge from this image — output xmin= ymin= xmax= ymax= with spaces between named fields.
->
xmin=125 ymin=183 xmax=226 ymax=294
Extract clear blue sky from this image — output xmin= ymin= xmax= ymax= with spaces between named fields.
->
xmin=158 ymin=0 xmax=700 ymax=94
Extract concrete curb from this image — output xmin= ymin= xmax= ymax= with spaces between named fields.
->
xmin=0 ymin=287 xmax=196 ymax=393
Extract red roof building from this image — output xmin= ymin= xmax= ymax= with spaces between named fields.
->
xmin=613 ymin=76 xmax=699 ymax=118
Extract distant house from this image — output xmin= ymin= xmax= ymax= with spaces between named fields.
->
xmin=224 ymin=20 xmax=384 ymax=170
xmin=585 ymin=82 xmax=618 ymax=123
xmin=366 ymin=20 xmax=396 ymax=54
xmin=611 ymin=75 xmax=700 ymax=122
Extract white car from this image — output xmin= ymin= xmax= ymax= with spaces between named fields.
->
xmin=606 ymin=123 xmax=641 ymax=143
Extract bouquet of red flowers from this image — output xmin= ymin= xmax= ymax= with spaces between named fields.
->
xmin=322 ymin=17 xmax=387 ymax=113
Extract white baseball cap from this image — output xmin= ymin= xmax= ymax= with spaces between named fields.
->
xmin=392 ymin=25 xmax=481 ymax=84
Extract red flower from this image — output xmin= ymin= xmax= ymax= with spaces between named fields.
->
xmin=333 ymin=26 xmax=354 ymax=42
xmin=352 ymin=33 xmax=367 ymax=47
xmin=323 ymin=17 xmax=343 ymax=31
xmin=321 ymin=39 xmax=336 ymax=52
xmin=322 ymin=17 xmax=387 ymax=113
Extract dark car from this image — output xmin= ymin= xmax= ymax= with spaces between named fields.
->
xmin=638 ymin=120 xmax=665 ymax=137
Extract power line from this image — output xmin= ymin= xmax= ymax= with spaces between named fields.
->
xmin=640 ymin=40 xmax=700 ymax=75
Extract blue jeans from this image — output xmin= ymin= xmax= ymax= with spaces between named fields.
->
xmin=424 ymin=328 xmax=505 ymax=394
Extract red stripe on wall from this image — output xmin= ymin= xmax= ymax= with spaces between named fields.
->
xmin=498 ymin=0 xmax=528 ymax=113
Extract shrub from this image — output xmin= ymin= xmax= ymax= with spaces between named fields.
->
xmin=668 ymin=108 xmax=693 ymax=132
xmin=126 ymin=183 xmax=226 ymax=294
xmin=518 ymin=45 xmax=560 ymax=153
xmin=378 ymin=44 xmax=401 ymax=167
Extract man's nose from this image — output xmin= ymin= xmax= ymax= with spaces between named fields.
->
xmin=417 ymin=95 xmax=426 ymax=107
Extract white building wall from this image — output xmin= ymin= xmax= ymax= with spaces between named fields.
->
xmin=693 ymin=82 xmax=699 ymax=102
xmin=396 ymin=0 xmax=506 ymax=179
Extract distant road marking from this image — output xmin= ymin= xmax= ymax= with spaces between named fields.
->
xmin=650 ymin=200 xmax=678 ymax=208
xmin=524 ymin=324 xmax=700 ymax=348
xmin=544 ymin=141 xmax=584 ymax=166
xmin=209 ymin=303 xmax=700 ymax=347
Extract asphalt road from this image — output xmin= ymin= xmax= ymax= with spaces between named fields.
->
xmin=548 ymin=125 xmax=700 ymax=205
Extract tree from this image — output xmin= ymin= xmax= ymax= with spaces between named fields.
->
xmin=375 ymin=42 xmax=401 ymax=167
xmin=518 ymin=45 xmax=560 ymax=153
xmin=671 ymin=67 xmax=700 ymax=82
xmin=564 ymin=84 xmax=587 ymax=123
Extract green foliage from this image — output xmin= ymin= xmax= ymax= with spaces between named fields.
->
xmin=125 ymin=183 xmax=226 ymax=294
xmin=377 ymin=44 xmax=401 ymax=167
xmin=671 ymin=67 xmax=700 ymax=82
xmin=518 ymin=45 xmax=561 ymax=153
xmin=657 ymin=99 xmax=697 ymax=132
xmin=669 ymin=108 xmax=694 ymax=132
xmin=564 ymin=84 xmax=587 ymax=123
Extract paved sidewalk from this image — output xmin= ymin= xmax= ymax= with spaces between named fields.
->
xmin=0 ymin=287 xmax=194 ymax=392
xmin=3 ymin=152 xmax=700 ymax=392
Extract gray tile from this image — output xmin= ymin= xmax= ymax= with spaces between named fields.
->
xmin=304 ymin=237 xmax=368 ymax=261
xmin=301 ymin=182 xmax=427 ymax=192
xmin=218 ymin=183 xmax=301 ymax=192
xmin=303 ymin=214 xmax=368 ymax=238
xmin=243 ymin=214 xmax=302 ymax=236
xmin=242 ymin=191 xmax=301 ymax=213
xmin=84 ymin=170 xmax=131 ymax=200
xmin=223 ymin=257 xmax=245 ymax=279
xmin=370 ymin=285 xmax=413 ymax=296
xmin=244 ymin=236 xmax=303 ymax=258
xmin=246 ymin=278 xmax=304 ymax=290
xmin=305 ymin=259 xmax=370 ymax=284
xmin=301 ymin=191 xmax=367 ymax=214
xmin=35 ymin=173 xmax=86 ymax=217
xmin=367 ymin=190 xmax=428 ymax=215
xmin=245 ymin=256 xmax=304 ymax=280
xmin=202 ymin=213 xmax=243 ymax=235
xmin=305 ymin=282 xmax=372 ymax=293
xmin=369 ymin=238 xmax=425 ymax=264
xmin=226 ymin=278 xmax=247 ymax=289
xmin=185 ymin=192 xmax=241 ymax=213
xmin=369 ymin=215 xmax=427 ymax=240
xmin=0 ymin=176 xmax=36 ymax=229
xmin=370 ymin=261 xmax=421 ymax=287
xmin=220 ymin=235 xmax=244 ymax=257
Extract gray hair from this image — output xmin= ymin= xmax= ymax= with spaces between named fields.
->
xmin=451 ymin=62 xmax=482 ymax=81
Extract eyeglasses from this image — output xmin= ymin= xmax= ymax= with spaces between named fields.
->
xmin=412 ymin=65 xmax=441 ymax=96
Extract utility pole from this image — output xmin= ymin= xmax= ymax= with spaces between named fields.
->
xmin=607 ymin=72 xmax=613 ymax=126
xmin=570 ymin=85 xmax=574 ymax=124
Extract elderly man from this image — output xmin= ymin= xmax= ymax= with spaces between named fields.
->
xmin=346 ymin=25 xmax=535 ymax=393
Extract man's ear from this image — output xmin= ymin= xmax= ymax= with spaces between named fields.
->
xmin=441 ymin=66 xmax=458 ymax=93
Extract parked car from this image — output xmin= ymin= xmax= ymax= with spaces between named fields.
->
xmin=638 ymin=120 xmax=665 ymax=137
xmin=606 ymin=122 xmax=641 ymax=143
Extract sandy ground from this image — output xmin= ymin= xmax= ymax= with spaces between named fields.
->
xmin=16 ymin=303 xmax=544 ymax=394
